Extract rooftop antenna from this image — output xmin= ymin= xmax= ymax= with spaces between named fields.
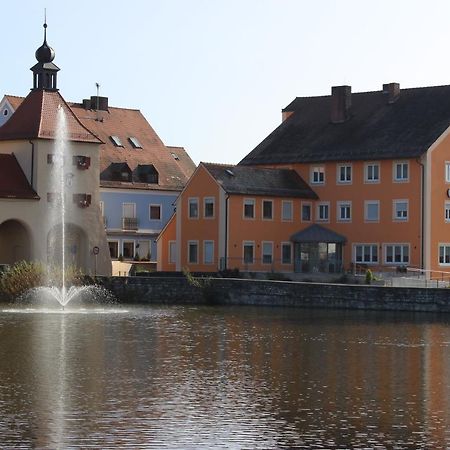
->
xmin=95 ymin=82 xmax=100 ymax=121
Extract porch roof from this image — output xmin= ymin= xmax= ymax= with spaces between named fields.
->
xmin=291 ymin=224 xmax=346 ymax=243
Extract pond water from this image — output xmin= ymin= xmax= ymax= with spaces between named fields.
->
xmin=0 ymin=304 xmax=449 ymax=449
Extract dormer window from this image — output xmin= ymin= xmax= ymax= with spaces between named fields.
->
xmin=129 ymin=137 xmax=142 ymax=149
xmin=3 ymin=109 xmax=8 ymax=116
xmin=110 ymin=135 xmax=123 ymax=147
xmin=136 ymin=164 xmax=158 ymax=184
xmin=104 ymin=162 xmax=132 ymax=182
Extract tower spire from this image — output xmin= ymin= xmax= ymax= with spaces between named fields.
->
xmin=31 ymin=19 xmax=60 ymax=91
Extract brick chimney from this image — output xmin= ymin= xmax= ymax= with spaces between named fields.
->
xmin=383 ymin=82 xmax=400 ymax=104
xmin=331 ymin=85 xmax=352 ymax=123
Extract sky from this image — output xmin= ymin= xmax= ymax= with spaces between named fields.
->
xmin=2 ymin=0 xmax=450 ymax=165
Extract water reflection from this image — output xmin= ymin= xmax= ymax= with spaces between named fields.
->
xmin=0 ymin=306 xmax=449 ymax=448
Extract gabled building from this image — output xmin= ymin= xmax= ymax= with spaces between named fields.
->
xmin=159 ymin=83 xmax=450 ymax=276
xmin=0 ymin=24 xmax=110 ymax=274
xmin=1 ymin=36 xmax=196 ymax=268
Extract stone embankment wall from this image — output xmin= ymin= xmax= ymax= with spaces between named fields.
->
xmin=98 ymin=277 xmax=450 ymax=313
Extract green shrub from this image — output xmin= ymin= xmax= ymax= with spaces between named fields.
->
xmin=365 ymin=269 xmax=374 ymax=284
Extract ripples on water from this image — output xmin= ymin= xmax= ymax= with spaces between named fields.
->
xmin=0 ymin=305 xmax=449 ymax=449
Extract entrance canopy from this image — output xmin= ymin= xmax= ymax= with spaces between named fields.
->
xmin=290 ymin=224 xmax=346 ymax=244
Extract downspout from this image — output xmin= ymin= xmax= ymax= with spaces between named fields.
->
xmin=224 ymin=194 xmax=229 ymax=270
xmin=29 ymin=140 xmax=35 ymax=190
xmin=417 ymin=158 xmax=425 ymax=270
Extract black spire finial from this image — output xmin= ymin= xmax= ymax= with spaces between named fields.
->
xmin=35 ymin=14 xmax=55 ymax=63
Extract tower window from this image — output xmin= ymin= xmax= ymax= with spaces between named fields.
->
xmin=3 ymin=109 xmax=8 ymax=116
xmin=129 ymin=137 xmax=142 ymax=149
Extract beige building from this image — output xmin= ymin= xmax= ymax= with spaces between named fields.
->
xmin=0 ymin=24 xmax=111 ymax=275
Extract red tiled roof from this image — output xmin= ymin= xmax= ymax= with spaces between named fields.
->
xmin=0 ymin=154 xmax=39 ymax=199
xmin=4 ymin=95 xmax=23 ymax=110
xmin=0 ymin=90 xmax=102 ymax=144
xmin=69 ymin=103 xmax=196 ymax=190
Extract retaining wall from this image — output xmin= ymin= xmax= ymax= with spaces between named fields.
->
xmin=98 ymin=277 xmax=450 ymax=313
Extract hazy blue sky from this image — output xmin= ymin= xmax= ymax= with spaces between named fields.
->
xmin=2 ymin=1 xmax=449 ymax=164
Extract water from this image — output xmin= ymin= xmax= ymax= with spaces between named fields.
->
xmin=0 ymin=305 xmax=449 ymax=449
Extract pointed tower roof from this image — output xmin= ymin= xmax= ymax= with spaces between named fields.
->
xmin=0 ymin=89 xmax=102 ymax=143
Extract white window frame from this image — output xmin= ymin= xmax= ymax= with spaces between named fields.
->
xmin=365 ymin=162 xmax=380 ymax=183
xmin=108 ymin=240 xmax=119 ymax=259
xmin=310 ymin=166 xmax=325 ymax=185
xmin=122 ymin=240 xmax=135 ymax=260
xmin=262 ymin=241 xmax=273 ymax=265
xmin=445 ymin=201 xmax=450 ymax=223
xmin=337 ymin=164 xmax=352 ymax=184
xmin=445 ymin=162 xmax=450 ymax=183
xmin=337 ymin=201 xmax=352 ymax=222
xmin=301 ymin=201 xmax=312 ymax=222
xmin=243 ymin=198 xmax=255 ymax=220
xmin=262 ymin=199 xmax=273 ymax=221
xmin=384 ymin=243 xmax=410 ymax=265
xmin=439 ymin=243 xmax=450 ymax=266
xmin=203 ymin=240 xmax=214 ymax=265
xmin=281 ymin=242 xmax=292 ymax=265
xmin=203 ymin=197 xmax=215 ymax=219
xmin=365 ymin=200 xmax=380 ymax=223
xmin=169 ymin=241 xmax=177 ymax=264
xmin=281 ymin=200 xmax=293 ymax=222
xmin=149 ymin=204 xmax=162 ymax=221
xmin=188 ymin=240 xmax=199 ymax=264
xmin=393 ymin=161 xmax=409 ymax=182
xmin=122 ymin=202 xmax=136 ymax=218
xmin=353 ymin=243 xmax=379 ymax=264
xmin=393 ymin=199 xmax=409 ymax=222
xmin=188 ymin=197 xmax=199 ymax=219
xmin=243 ymin=241 xmax=255 ymax=265
xmin=316 ymin=202 xmax=330 ymax=222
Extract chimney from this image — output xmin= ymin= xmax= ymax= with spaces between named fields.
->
xmin=383 ymin=82 xmax=400 ymax=104
xmin=331 ymin=85 xmax=351 ymax=123
xmin=82 ymin=99 xmax=91 ymax=110
xmin=90 ymin=96 xmax=109 ymax=111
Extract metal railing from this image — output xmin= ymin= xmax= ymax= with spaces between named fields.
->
xmin=122 ymin=217 xmax=138 ymax=230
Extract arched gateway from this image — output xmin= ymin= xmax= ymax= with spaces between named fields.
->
xmin=0 ymin=219 xmax=32 ymax=265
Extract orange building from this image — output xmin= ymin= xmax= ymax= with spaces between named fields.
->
xmin=159 ymin=83 xmax=450 ymax=276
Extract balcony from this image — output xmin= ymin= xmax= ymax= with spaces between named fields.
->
xmin=122 ymin=217 xmax=138 ymax=231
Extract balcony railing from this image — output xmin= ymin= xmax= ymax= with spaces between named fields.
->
xmin=122 ymin=217 xmax=138 ymax=230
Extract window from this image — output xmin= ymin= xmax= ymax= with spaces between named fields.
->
xmin=446 ymin=201 xmax=450 ymax=222
xmin=394 ymin=161 xmax=409 ymax=182
xmin=171 ymin=152 xmax=180 ymax=160
xmin=445 ymin=162 xmax=450 ymax=183
xmin=337 ymin=201 xmax=351 ymax=222
xmin=3 ymin=109 xmax=8 ymax=116
xmin=337 ymin=164 xmax=352 ymax=183
xmin=122 ymin=203 xmax=136 ymax=218
xmin=262 ymin=200 xmax=273 ymax=220
xmin=365 ymin=201 xmax=380 ymax=222
xmin=123 ymin=241 xmax=135 ymax=260
xmin=108 ymin=241 xmax=119 ymax=259
xmin=317 ymin=202 xmax=329 ymax=222
xmin=282 ymin=200 xmax=293 ymax=221
xmin=243 ymin=241 xmax=254 ymax=264
xmin=365 ymin=163 xmax=380 ymax=183
xmin=150 ymin=204 xmax=161 ymax=220
xmin=311 ymin=166 xmax=325 ymax=184
xmin=204 ymin=241 xmax=214 ymax=264
xmin=169 ymin=241 xmax=177 ymax=264
xmin=243 ymin=199 xmax=255 ymax=219
xmin=188 ymin=198 xmax=199 ymax=219
xmin=128 ymin=137 xmax=143 ymax=149
xmin=301 ymin=203 xmax=312 ymax=222
xmin=281 ymin=243 xmax=292 ymax=264
xmin=204 ymin=197 xmax=215 ymax=218
xmin=393 ymin=200 xmax=408 ymax=221
xmin=385 ymin=244 xmax=409 ymax=264
xmin=47 ymin=154 xmax=54 ymax=164
xmin=439 ymin=244 xmax=450 ymax=265
xmin=354 ymin=244 xmax=378 ymax=264
xmin=262 ymin=242 xmax=273 ymax=264
xmin=110 ymin=135 xmax=123 ymax=147
xmin=188 ymin=241 xmax=198 ymax=264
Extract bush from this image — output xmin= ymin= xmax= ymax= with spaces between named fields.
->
xmin=0 ymin=261 xmax=84 ymax=298
xmin=365 ymin=269 xmax=374 ymax=284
